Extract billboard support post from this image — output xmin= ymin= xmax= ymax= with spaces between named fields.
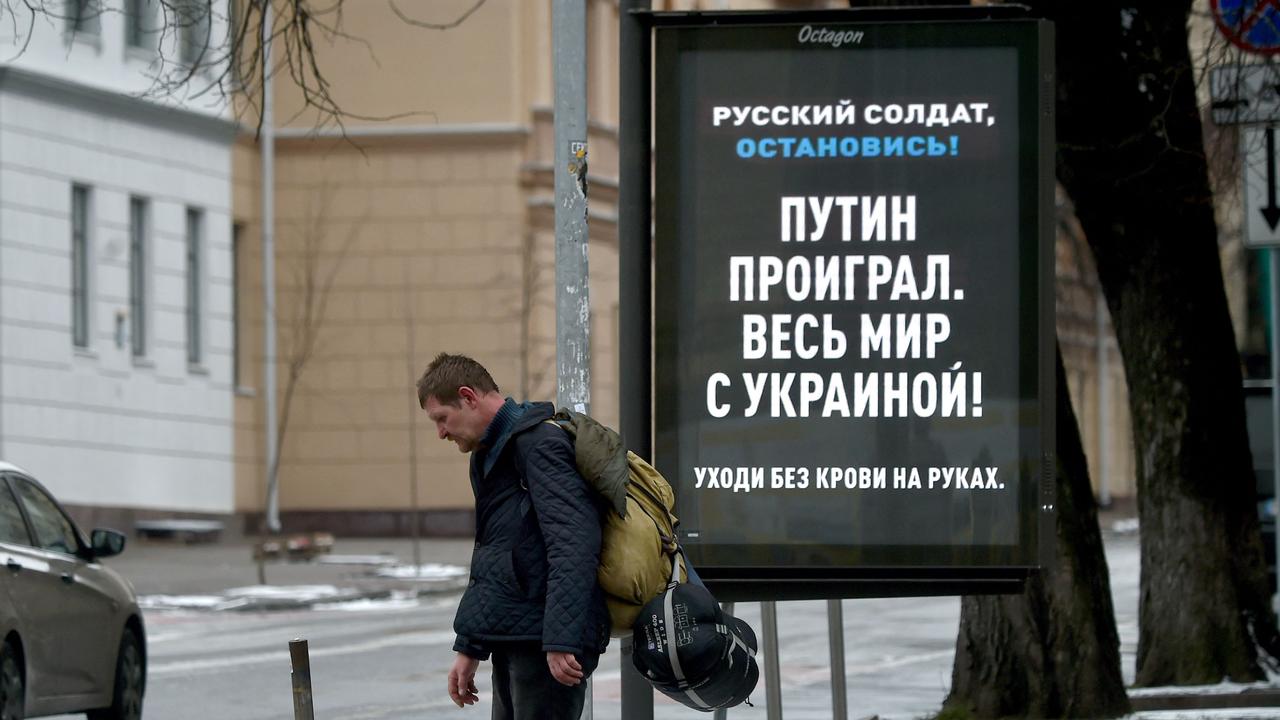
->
xmin=762 ymin=601 xmax=782 ymax=720
xmin=619 ymin=2 xmax=654 ymax=719
xmin=828 ymin=600 xmax=848 ymax=720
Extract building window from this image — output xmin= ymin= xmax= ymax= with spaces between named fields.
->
xmin=232 ymin=222 xmax=243 ymax=385
xmin=125 ymin=0 xmax=156 ymax=49
xmin=71 ymin=185 xmax=91 ymax=348
xmin=186 ymin=208 xmax=203 ymax=365
xmin=178 ymin=0 xmax=211 ymax=66
xmin=65 ymin=0 xmax=101 ymax=36
xmin=129 ymin=197 xmax=148 ymax=357
xmin=228 ymin=0 xmax=244 ymax=86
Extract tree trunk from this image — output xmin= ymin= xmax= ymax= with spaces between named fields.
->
xmin=944 ymin=351 xmax=1129 ymax=718
xmin=1026 ymin=0 xmax=1280 ymax=684
xmin=848 ymin=0 xmax=1131 ymax=711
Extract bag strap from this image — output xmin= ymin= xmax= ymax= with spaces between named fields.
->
xmin=498 ymin=434 xmax=536 ymax=540
xmin=661 ymin=547 xmax=711 ymax=708
xmin=716 ymin=623 xmax=756 ymax=660
xmin=662 ymin=548 xmax=751 ymax=708
xmin=546 ymin=417 xmax=680 ymax=551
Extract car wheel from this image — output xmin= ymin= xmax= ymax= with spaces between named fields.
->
xmin=0 ymin=639 xmax=22 ymax=720
xmin=87 ymin=628 xmax=143 ymax=720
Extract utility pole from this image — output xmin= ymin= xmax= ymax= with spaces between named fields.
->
xmin=554 ymin=1 xmax=591 ymax=717
xmin=262 ymin=0 xmax=280 ymax=536
xmin=554 ymin=0 xmax=591 ymax=418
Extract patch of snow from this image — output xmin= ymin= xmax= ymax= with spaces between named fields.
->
xmin=1112 ymin=518 xmax=1140 ymax=534
xmin=222 ymin=584 xmax=347 ymax=601
xmin=373 ymin=563 xmax=467 ymax=580
xmin=314 ymin=591 xmax=422 ymax=612
xmin=138 ymin=594 xmax=230 ymax=610
xmin=1129 ymin=711 xmax=1280 ymax=720
xmin=1128 ymin=680 xmax=1276 ymax=697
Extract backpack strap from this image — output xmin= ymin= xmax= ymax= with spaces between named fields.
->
xmin=501 ymin=432 xmax=540 ymax=539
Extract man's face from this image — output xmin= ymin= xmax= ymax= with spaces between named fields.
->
xmin=424 ymin=391 xmax=486 ymax=454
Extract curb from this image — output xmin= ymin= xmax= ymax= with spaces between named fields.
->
xmin=1129 ymin=688 xmax=1280 ymax=712
xmin=141 ymin=576 xmax=468 ymax=613
xmin=227 ymin=577 xmax=470 ymax=612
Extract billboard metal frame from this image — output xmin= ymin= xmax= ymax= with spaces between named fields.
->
xmin=620 ymin=6 xmax=1056 ymax=601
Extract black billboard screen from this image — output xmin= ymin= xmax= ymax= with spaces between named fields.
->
xmin=653 ymin=16 xmax=1054 ymax=587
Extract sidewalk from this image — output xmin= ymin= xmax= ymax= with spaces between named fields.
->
xmin=105 ymin=536 xmax=474 ymax=611
xmin=107 ymin=523 xmax=1280 ymax=715
xmin=1098 ymin=519 xmax=1280 ymax=714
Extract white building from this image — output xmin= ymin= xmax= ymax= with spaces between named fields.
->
xmin=0 ymin=0 xmax=238 ymax=527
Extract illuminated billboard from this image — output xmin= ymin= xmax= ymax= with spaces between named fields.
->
xmin=651 ymin=12 xmax=1055 ymax=597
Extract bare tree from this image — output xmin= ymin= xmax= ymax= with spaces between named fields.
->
xmin=1038 ymin=0 xmax=1280 ymax=686
xmin=254 ymin=186 xmax=359 ymax=583
xmin=945 ymin=350 xmax=1130 ymax=718
xmin=839 ymin=1 xmax=1129 ymax=714
xmin=1 ymin=0 xmax=490 ymax=132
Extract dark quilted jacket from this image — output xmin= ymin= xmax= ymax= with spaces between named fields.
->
xmin=452 ymin=401 xmax=610 ymax=660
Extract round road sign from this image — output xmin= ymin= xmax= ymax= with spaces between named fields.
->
xmin=1214 ymin=0 xmax=1280 ymax=54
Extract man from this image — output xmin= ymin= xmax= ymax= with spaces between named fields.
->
xmin=417 ymin=352 xmax=609 ymax=719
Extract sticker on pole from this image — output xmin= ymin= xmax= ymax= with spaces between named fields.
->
xmin=1213 ymin=0 xmax=1280 ymax=55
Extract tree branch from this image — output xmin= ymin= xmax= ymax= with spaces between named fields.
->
xmin=389 ymin=0 xmax=485 ymax=30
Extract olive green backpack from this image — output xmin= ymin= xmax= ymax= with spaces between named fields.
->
xmin=545 ymin=409 xmax=687 ymax=636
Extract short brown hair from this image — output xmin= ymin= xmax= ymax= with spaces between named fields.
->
xmin=417 ymin=353 xmax=499 ymax=408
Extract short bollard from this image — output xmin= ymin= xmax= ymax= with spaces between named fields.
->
xmin=290 ymin=639 xmax=315 ymax=720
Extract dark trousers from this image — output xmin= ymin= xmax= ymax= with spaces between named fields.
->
xmin=490 ymin=643 xmax=598 ymax=720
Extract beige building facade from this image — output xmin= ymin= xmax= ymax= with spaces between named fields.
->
xmin=232 ymin=0 xmax=631 ymax=535
xmin=230 ymin=0 xmax=1140 ymax=537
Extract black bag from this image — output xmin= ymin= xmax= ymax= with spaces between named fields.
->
xmin=630 ymin=552 xmax=759 ymax=711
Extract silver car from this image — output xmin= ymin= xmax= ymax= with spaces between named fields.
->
xmin=0 ymin=462 xmax=145 ymax=720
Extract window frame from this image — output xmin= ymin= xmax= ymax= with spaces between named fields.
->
xmin=186 ymin=206 xmax=204 ymax=366
xmin=227 ymin=0 xmax=244 ymax=87
xmin=71 ymin=184 xmax=92 ymax=349
xmin=232 ymin=221 xmax=243 ymax=386
xmin=124 ymin=0 xmax=157 ymax=51
xmin=65 ymin=0 xmax=101 ymax=37
xmin=178 ymin=0 xmax=212 ymax=67
xmin=129 ymin=196 xmax=149 ymax=359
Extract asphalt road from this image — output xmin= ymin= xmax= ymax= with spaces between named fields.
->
xmin=128 ymin=593 xmax=962 ymax=720
xmin=47 ymin=530 xmax=1142 ymax=719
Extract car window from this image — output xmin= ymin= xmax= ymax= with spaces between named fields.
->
xmin=13 ymin=478 xmax=79 ymax=556
xmin=0 ymin=480 xmax=31 ymax=546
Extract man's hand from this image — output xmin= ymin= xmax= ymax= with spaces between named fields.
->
xmin=547 ymin=651 xmax=584 ymax=686
xmin=448 ymin=653 xmax=481 ymax=708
